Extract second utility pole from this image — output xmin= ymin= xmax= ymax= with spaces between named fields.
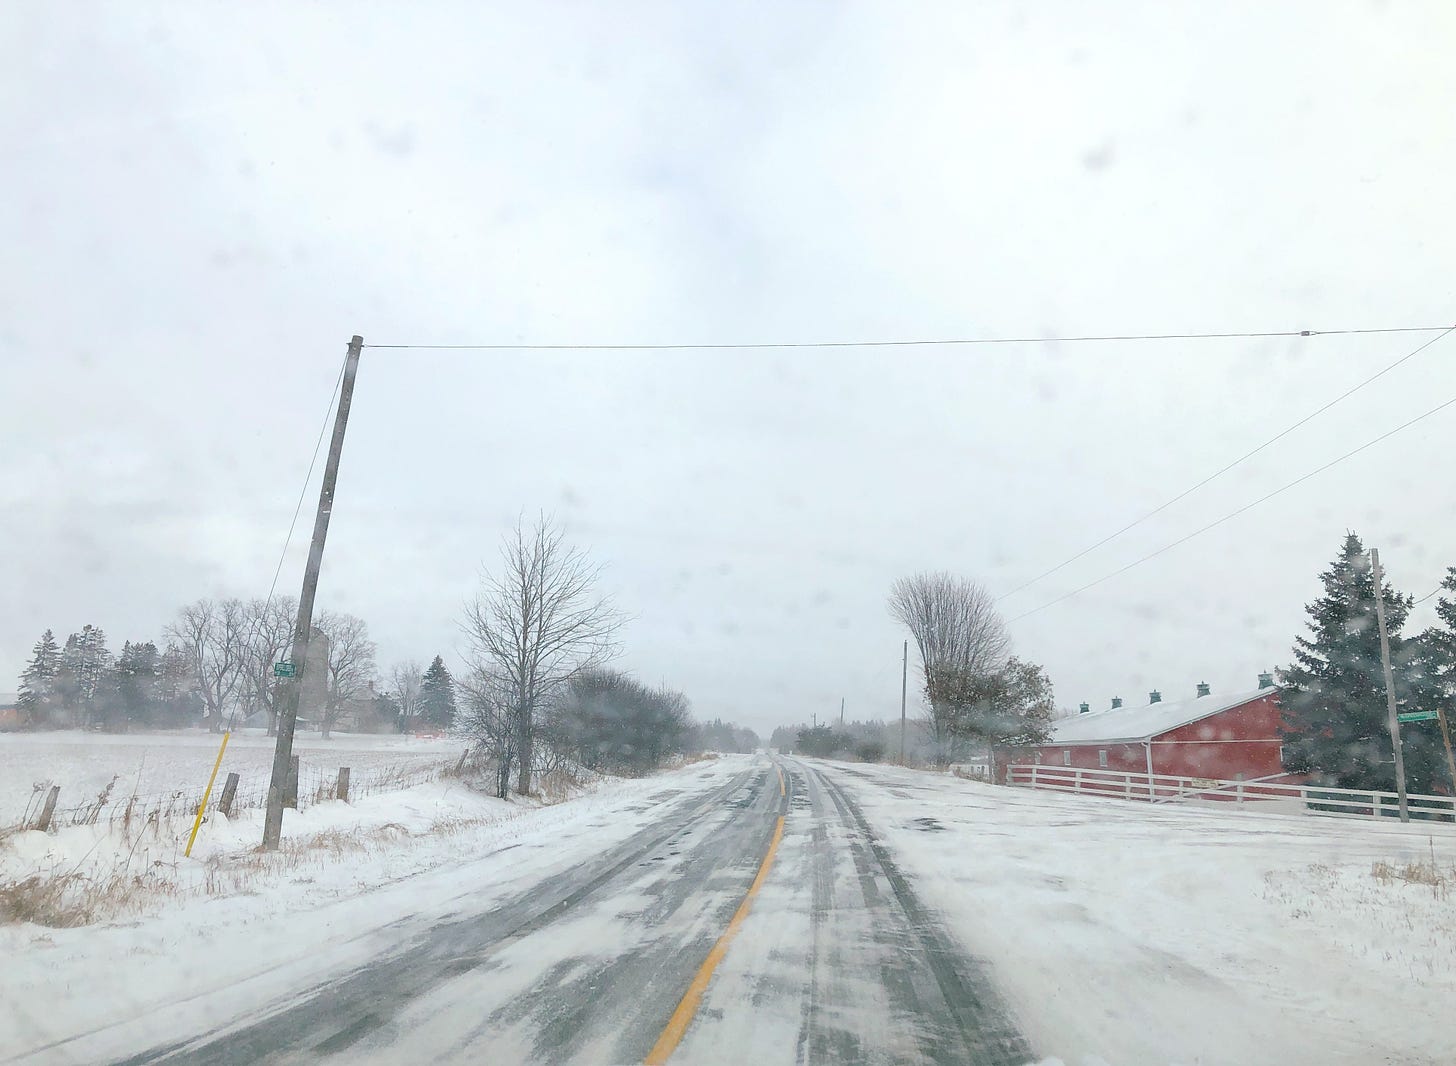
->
xmin=899 ymin=639 xmax=908 ymax=765
xmin=1370 ymin=548 xmax=1410 ymax=823
xmin=263 ymin=335 xmax=364 ymax=850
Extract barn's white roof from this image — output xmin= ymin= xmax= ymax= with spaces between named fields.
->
xmin=1048 ymin=687 xmax=1274 ymax=745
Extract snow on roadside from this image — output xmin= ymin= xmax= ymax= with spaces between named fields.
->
xmin=1 ymin=754 xmax=750 ymax=1064
xmin=822 ymin=760 xmax=1456 ymax=1066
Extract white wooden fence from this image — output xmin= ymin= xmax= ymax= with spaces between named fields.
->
xmin=1006 ymin=763 xmax=1456 ymax=822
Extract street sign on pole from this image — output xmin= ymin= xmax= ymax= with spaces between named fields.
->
xmin=1397 ymin=710 xmax=1438 ymax=723
xmin=273 ymin=661 xmax=296 ymax=678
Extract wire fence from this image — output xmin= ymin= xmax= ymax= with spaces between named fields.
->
xmin=8 ymin=751 xmax=467 ymax=834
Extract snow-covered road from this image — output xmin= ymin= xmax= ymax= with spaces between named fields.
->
xmin=7 ymin=754 xmax=1456 ymax=1065
xmin=95 ymin=755 xmax=1025 ymax=1065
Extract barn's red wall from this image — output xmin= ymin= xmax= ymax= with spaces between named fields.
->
xmin=1009 ymin=691 xmax=1287 ymax=784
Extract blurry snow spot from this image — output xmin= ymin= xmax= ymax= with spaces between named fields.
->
xmin=364 ymin=121 xmax=417 ymax=157
xmin=1081 ymin=140 xmax=1116 ymax=171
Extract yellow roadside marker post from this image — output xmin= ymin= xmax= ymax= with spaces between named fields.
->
xmin=185 ymin=731 xmax=231 ymax=858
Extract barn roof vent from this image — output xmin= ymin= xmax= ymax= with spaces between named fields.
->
xmin=1111 ymin=696 xmax=1123 ymax=709
xmin=1196 ymin=681 xmax=1211 ymax=698
xmin=1258 ymin=671 xmax=1275 ymax=689
xmin=1079 ymin=701 xmax=1090 ymax=714
xmin=1149 ymin=690 xmax=1162 ymax=704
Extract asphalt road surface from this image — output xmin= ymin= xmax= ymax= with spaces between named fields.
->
xmin=116 ymin=757 xmax=1029 ymax=1065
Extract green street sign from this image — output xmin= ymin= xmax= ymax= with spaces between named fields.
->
xmin=1397 ymin=710 xmax=1438 ymax=723
xmin=273 ymin=661 xmax=297 ymax=678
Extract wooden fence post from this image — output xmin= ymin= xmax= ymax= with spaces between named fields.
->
xmin=217 ymin=772 xmax=240 ymax=817
xmin=336 ymin=767 xmax=350 ymax=802
xmin=35 ymin=785 xmax=60 ymax=831
xmin=454 ymin=748 xmax=470 ymax=776
xmin=284 ymin=755 xmax=300 ymax=809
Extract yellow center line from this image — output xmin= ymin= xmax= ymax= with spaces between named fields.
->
xmin=776 ymin=765 xmax=785 ymax=797
xmin=643 ymin=813 xmax=786 ymax=1065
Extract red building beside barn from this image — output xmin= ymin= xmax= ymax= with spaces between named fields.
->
xmin=1006 ymin=676 xmax=1291 ymax=784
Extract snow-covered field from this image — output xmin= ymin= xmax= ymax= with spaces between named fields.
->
xmin=0 ymin=729 xmax=465 ymax=824
xmin=831 ymin=761 xmax=1456 ymax=1066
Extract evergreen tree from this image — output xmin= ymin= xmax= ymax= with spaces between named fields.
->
xmin=419 ymin=655 xmax=457 ymax=730
xmin=947 ymin=656 xmax=1056 ymax=748
xmin=56 ymin=625 xmax=112 ymax=728
xmin=17 ymin=629 xmax=61 ymax=727
xmin=1409 ymin=566 xmax=1456 ymax=795
xmin=113 ymin=641 xmax=162 ymax=728
xmin=1280 ymin=533 xmax=1440 ymax=792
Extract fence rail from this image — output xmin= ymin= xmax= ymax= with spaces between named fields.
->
xmin=9 ymin=753 xmax=465 ymax=834
xmin=1007 ymin=763 xmax=1456 ymax=822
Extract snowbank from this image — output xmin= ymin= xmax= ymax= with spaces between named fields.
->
xmin=828 ymin=761 xmax=1456 ymax=1066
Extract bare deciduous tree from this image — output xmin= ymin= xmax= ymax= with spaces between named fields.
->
xmin=462 ymin=515 xmax=621 ymax=796
xmin=388 ymin=660 xmax=425 ymax=726
xmin=457 ymin=669 xmax=520 ymax=798
xmin=240 ymin=595 xmax=297 ymax=736
xmin=166 ymin=598 xmax=249 ymax=733
xmin=888 ymin=571 xmax=1011 ymax=764
xmin=315 ymin=611 xmax=377 ymax=738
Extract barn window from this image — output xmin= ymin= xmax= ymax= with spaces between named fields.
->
xmin=1098 ymin=749 xmax=1108 ymax=768
xmin=1034 ymin=751 xmax=1042 ymax=764
xmin=1063 ymin=750 xmax=1072 ymax=766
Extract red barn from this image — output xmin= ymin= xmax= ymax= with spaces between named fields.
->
xmin=1009 ymin=677 xmax=1289 ymax=784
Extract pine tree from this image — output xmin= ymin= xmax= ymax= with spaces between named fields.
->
xmin=56 ymin=625 xmax=113 ymax=728
xmin=17 ymin=629 xmax=61 ymax=727
xmin=1280 ymin=533 xmax=1433 ymax=792
xmin=419 ymin=655 xmax=457 ymax=730
xmin=1408 ymin=566 xmax=1456 ymax=795
xmin=114 ymin=641 xmax=162 ymax=729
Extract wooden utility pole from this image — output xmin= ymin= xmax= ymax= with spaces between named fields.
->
xmin=1437 ymin=706 xmax=1456 ymax=801
xmin=899 ymin=639 xmax=908 ymax=765
xmin=1370 ymin=548 xmax=1410 ymax=823
xmin=839 ymin=697 xmax=844 ymax=726
xmin=263 ymin=335 xmax=364 ymax=850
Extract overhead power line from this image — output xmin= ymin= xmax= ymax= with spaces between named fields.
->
xmin=997 ymin=324 xmax=1456 ymax=601
xmin=1413 ymin=585 xmax=1449 ymax=606
xmin=362 ymin=323 xmax=1450 ymax=351
xmin=1008 ymin=387 xmax=1456 ymax=624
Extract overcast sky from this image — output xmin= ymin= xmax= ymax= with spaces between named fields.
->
xmin=4 ymin=2 xmax=1455 ymax=736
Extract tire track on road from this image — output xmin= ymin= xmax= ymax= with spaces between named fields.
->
xmin=798 ymin=759 xmax=1032 ymax=1066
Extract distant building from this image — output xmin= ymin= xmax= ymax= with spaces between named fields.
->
xmin=0 ymin=692 xmax=19 ymax=730
xmin=334 ymin=683 xmax=399 ymax=734
xmin=1006 ymin=675 xmax=1289 ymax=783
